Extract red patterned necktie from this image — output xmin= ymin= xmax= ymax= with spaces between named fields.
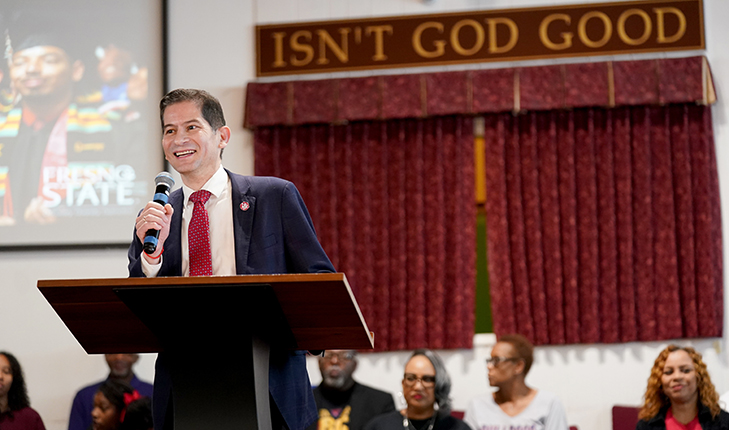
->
xmin=188 ymin=190 xmax=212 ymax=276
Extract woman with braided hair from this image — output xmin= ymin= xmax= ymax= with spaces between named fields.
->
xmin=637 ymin=345 xmax=729 ymax=430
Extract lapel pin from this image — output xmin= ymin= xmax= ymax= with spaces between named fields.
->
xmin=240 ymin=201 xmax=250 ymax=211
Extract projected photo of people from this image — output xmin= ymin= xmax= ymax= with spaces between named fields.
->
xmin=0 ymin=0 xmax=163 ymax=246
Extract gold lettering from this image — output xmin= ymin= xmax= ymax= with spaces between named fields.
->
xmin=365 ymin=25 xmax=393 ymax=61
xmin=412 ymin=22 xmax=446 ymax=58
xmin=317 ymin=28 xmax=351 ymax=65
xmin=450 ymin=19 xmax=485 ymax=56
xmin=271 ymin=32 xmax=287 ymax=67
xmin=617 ymin=9 xmax=652 ymax=46
xmin=539 ymin=14 xmax=573 ymax=50
xmin=290 ymin=30 xmax=314 ymax=66
xmin=578 ymin=11 xmax=612 ymax=48
xmin=485 ymin=18 xmax=518 ymax=54
xmin=654 ymin=7 xmax=687 ymax=43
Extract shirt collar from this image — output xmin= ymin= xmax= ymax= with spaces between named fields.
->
xmin=183 ymin=165 xmax=227 ymax=206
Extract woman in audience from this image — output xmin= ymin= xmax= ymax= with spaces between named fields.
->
xmin=636 ymin=345 xmax=729 ymax=429
xmin=364 ymin=349 xmax=470 ymax=430
xmin=91 ymin=379 xmax=146 ymax=430
xmin=463 ymin=334 xmax=568 ymax=430
xmin=0 ymin=351 xmax=46 ymax=430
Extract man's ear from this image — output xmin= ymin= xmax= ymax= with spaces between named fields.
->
xmin=218 ymin=125 xmax=231 ymax=148
xmin=71 ymin=60 xmax=84 ymax=83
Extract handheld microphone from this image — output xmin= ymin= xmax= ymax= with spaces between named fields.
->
xmin=143 ymin=171 xmax=175 ymax=255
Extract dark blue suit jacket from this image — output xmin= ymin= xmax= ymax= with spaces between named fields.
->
xmin=128 ymin=170 xmax=335 ymax=430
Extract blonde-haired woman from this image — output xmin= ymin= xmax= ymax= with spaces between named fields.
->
xmin=636 ymin=345 xmax=729 ymax=429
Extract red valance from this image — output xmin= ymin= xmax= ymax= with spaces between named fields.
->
xmin=244 ymin=56 xmax=715 ymax=128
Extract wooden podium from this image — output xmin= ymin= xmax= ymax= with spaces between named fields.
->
xmin=38 ymin=273 xmax=373 ymax=430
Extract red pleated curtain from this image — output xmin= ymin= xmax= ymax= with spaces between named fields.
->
xmin=245 ymin=56 xmax=721 ymax=348
xmin=484 ymin=105 xmax=722 ymax=345
xmin=254 ymin=118 xmax=476 ymax=351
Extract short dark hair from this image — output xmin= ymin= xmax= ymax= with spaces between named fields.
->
xmin=498 ymin=334 xmax=534 ymax=376
xmin=0 ymin=351 xmax=31 ymax=411
xmin=409 ymin=349 xmax=452 ymax=414
xmin=159 ymin=88 xmax=226 ymax=131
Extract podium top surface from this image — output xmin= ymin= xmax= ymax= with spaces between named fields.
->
xmin=38 ymin=273 xmax=374 ymax=354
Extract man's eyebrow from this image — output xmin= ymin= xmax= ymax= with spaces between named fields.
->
xmin=163 ymin=119 xmax=202 ymax=129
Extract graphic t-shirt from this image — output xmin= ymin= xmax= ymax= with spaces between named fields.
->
xmin=463 ymin=390 xmax=569 ymax=430
xmin=309 ymin=382 xmax=396 ymax=430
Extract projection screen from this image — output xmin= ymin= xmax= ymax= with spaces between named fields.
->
xmin=0 ymin=0 xmax=165 ymax=246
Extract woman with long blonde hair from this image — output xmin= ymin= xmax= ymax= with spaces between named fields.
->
xmin=637 ymin=345 xmax=729 ymax=429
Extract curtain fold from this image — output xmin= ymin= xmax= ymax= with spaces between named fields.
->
xmin=255 ymin=117 xmax=476 ymax=351
xmin=245 ymin=57 xmax=715 ymax=128
xmin=484 ymin=104 xmax=723 ymax=345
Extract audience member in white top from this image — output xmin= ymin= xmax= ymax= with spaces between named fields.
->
xmin=464 ymin=334 xmax=568 ymax=430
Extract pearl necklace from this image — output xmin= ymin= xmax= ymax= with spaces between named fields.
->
xmin=402 ymin=414 xmax=436 ymax=430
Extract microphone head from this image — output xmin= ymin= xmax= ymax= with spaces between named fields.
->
xmin=154 ymin=171 xmax=175 ymax=188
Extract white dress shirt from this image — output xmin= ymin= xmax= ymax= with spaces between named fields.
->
xmin=142 ymin=166 xmax=236 ymax=277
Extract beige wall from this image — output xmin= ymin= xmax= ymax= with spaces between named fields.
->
xmin=3 ymin=1 xmax=729 ymax=430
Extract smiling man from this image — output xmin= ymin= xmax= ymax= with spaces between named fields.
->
xmin=127 ymin=88 xmax=335 ymax=430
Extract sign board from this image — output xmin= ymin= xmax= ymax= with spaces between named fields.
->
xmin=256 ymin=0 xmax=704 ymax=76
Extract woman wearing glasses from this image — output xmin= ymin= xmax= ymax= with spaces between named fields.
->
xmin=463 ymin=334 xmax=568 ymax=430
xmin=364 ymin=349 xmax=470 ymax=430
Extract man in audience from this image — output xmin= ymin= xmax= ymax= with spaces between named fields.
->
xmin=68 ymin=354 xmax=153 ymax=430
xmin=309 ymin=350 xmax=396 ymax=430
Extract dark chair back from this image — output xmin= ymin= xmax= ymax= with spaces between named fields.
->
xmin=450 ymin=410 xmax=464 ymax=420
xmin=612 ymin=405 xmax=641 ymax=430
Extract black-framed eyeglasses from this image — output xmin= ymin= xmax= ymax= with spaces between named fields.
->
xmin=321 ymin=351 xmax=356 ymax=362
xmin=486 ymin=356 xmax=520 ymax=367
xmin=403 ymin=373 xmax=436 ymax=387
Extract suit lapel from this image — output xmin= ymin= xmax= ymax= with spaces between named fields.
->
xmin=228 ymin=170 xmax=255 ymax=275
xmin=163 ymin=189 xmax=184 ymax=276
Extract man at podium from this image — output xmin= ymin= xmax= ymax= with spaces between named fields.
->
xmin=127 ymin=88 xmax=335 ymax=430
